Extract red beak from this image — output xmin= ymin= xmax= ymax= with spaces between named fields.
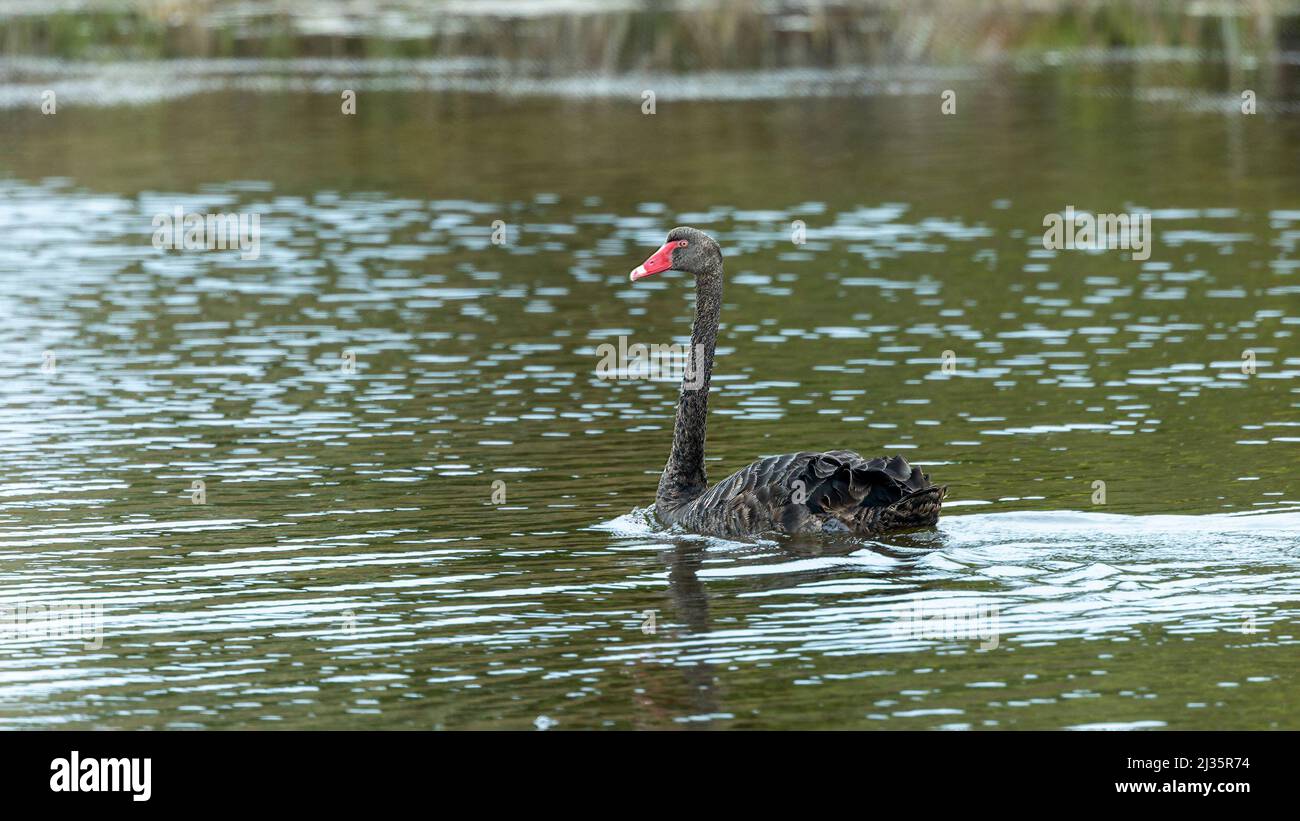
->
xmin=630 ymin=241 xmax=677 ymax=282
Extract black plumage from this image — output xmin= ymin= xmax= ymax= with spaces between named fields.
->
xmin=629 ymin=227 xmax=946 ymax=538
xmin=664 ymin=450 xmax=945 ymax=537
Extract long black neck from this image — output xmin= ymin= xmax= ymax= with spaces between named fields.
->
xmin=656 ymin=266 xmax=722 ymax=507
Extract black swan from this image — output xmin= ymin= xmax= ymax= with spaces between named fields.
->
xmin=628 ymin=226 xmax=946 ymax=538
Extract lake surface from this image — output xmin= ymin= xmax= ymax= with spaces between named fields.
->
xmin=0 ymin=55 xmax=1297 ymax=729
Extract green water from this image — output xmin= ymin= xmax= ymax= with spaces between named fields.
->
xmin=0 ymin=57 xmax=1296 ymax=729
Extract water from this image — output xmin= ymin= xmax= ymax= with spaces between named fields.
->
xmin=0 ymin=57 xmax=1297 ymax=729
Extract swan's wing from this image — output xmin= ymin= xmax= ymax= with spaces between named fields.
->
xmin=792 ymin=451 xmax=933 ymax=514
xmin=811 ymin=451 xmax=945 ymax=532
xmin=691 ymin=451 xmax=942 ymax=535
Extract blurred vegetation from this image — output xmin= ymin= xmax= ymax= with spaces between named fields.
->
xmin=0 ymin=1 xmax=1298 ymax=67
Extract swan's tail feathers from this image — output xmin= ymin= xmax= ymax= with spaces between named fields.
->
xmin=876 ymin=485 xmax=947 ymax=532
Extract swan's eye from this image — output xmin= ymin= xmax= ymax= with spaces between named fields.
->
xmin=677 ymin=240 xmax=688 ymax=247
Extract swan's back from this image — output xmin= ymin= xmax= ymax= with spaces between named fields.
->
xmin=658 ymin=451 xmax=945 ymax=537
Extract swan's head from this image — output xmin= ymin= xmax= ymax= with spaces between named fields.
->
xmin=629 ymin=227 xmax=722 ymax=282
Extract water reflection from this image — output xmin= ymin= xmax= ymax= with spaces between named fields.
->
xmin=0 ymin=63 xmax=1297 ymax=728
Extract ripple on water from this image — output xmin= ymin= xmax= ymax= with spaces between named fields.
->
xmin=1 ymin=85 xmax=1298 ymax=728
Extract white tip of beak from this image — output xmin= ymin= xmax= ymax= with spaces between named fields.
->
xmin=629 ymin=265 xmax=647 ymax=281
